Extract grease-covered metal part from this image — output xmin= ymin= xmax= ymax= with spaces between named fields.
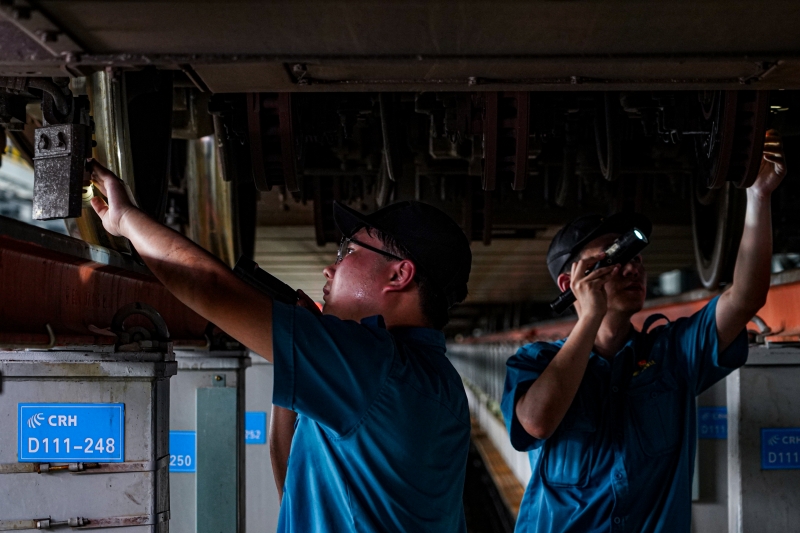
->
xmin=31 ymin=123 xmax=91 ymax=220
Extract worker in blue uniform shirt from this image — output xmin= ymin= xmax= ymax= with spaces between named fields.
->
xmin=501 ymin=130 xmax=787 ymax=533
xmin=87 ymin=163 xmax=473 ymax=532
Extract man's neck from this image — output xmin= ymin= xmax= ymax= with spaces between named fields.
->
xmin=594 ymin=311 xmax=634 ymax=359
xmin=358 ymin=298 xmax=431 ymax=330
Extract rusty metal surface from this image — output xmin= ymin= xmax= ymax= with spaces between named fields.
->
xmin=246 ymin=93 xmax=299 ymax=192
xmin=0 ymin=215 xmax=208 ymax=345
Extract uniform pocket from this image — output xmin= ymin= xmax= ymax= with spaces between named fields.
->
xmin=542 ymin=396 xmax=596 ymax=487
xmin=628 ymin=372 xmax=683 ymax=457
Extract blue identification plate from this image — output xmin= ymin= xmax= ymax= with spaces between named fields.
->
xmin=245 ymin=412 xmax=267 ymax=445
xmin=18 ymin=403 xmax=124 ymax=462
xmin=698 ymin=407 xmax=727 ymax=439
xmin=169 ymin=431 xmax=196 ymax=473
xmin=761 ymin=428 xmax=800 ymax=470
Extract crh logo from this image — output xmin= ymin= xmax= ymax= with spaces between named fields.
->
xmin=768 ymin=435 xmax=781 ymax=446
xmin=701 ymin=412 xmax=711 ymax=421
xmin=26 ymin=413 xmax=44 ymax=429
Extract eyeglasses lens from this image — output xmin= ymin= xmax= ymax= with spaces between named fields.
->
xmin=336 ymin=238 xmax=348 ymax=264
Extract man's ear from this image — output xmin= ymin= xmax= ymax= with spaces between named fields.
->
xmin=556 ymin=272 xmax=571 ymax=293
xmin=386 ymin=260 xmax=417 ymax=292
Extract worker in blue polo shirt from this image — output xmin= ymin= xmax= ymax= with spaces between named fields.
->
xmin=87 ymin=162 xmax=473 ymax=532
xmin=502 ymin=130 xmax=787 ymax=533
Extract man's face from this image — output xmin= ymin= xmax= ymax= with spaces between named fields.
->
xmin=577 ymin=233 xmax=647 ymax=314
xmin=321 ymin=228 xmax=395 ymax=321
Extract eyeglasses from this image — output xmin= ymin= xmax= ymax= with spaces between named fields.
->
xmin=336 ymin=236 xmax=403 ymax=264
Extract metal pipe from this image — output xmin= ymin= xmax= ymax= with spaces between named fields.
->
xmin=25 ymin=78 xmax=70 ymax=115
xmin=0 ymin=77 xmax=71 ymax=115
xmin=69 ymin=71 xmax=135 ymax=251
xmin=186 ymin=136 xmax=239 ymax=267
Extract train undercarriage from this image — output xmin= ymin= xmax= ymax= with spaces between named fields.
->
xmin=2 ymin=2 xmax=800 ymax=533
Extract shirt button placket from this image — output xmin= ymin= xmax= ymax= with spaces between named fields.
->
xmin=612 ymin=464 xmax=629 ymax=499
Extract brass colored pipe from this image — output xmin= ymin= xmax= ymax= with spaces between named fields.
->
xmin=186 ymin=135 xmax=239 ymax=267
xmin=90 ymin=70 xmax=135 ymax=194
xmin=65 ymin=72 xmax=135 ymax=251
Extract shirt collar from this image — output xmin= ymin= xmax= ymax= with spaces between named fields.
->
xmin=359 ymin=315 xmax=446 ymax=353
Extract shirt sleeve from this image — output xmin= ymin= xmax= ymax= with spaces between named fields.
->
xmin=271 ymin=301 xmax=396 ymax=436
xmin=664 ymin=295 xmax=749 ymax=395
xmin=501 ymin=342 xmax=560 ymax=452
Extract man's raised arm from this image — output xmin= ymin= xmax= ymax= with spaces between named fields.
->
xmin=89 ymin=159 xmax=274 ymax=361
xmin=716 ymin=130 xmax=788 ymax=351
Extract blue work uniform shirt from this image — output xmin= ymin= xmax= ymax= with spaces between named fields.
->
xmin=501 ymin=296 xmax=748 ymax=533
xmin=271 ymin=300 xmax=470 ymax=533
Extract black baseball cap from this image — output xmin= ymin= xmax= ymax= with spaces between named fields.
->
xmin=333 ymin=200 xmax=471 ymax=308
xmin=546 ymin=213 xmax=652 ymax=283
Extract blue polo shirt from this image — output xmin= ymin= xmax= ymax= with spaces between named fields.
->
xmin=501 ymin=296 xmax=748 ymax=533
xmin=271 ymin=300 xmax=470 ymax=533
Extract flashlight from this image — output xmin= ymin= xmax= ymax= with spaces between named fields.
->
xmin=233 ymin=256 xmax=298 ymax=305
xmin=550 ymin=227 xmax=649 ymax=314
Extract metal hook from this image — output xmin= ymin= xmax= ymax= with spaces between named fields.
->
xmin=0 ymin=324 xmax=56 ymax=351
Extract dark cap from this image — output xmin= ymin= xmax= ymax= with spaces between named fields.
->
xmin=546 ymin=212 xmax=652 ymax=283
xmin=333 ymin=200 xmax=471 ymax=308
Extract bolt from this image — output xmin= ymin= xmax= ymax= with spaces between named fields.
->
xmin=35 ymin=29 xmax=58 ymax=43
xmin=214 ymin=375 xmax=222 ymax=381
xmin=37 ymin=134 xmax=49 ymax=150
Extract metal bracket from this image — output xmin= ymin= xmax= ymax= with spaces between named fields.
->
xmin=0 ymin=518 xmax=85 ymax=531
xmin=0 ymin=512 xmax=168 ymax=531
xmin=0 ymin=324 xmax=56 ymax=351
xmin=0 ymin=459 xmax=167 ymax=475
xmin=110 ymin=302 xmax=171 ymax=352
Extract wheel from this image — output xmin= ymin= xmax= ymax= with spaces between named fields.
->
xmin=594 ymin=92 xmax=620 ymax=181
xmin=695 ymin=90 xmax=769 ymax=190
xmin=691 ymin=178 xmax=747 ymax=289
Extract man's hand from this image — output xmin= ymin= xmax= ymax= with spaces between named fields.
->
xmin=87 ymin=159 xmax=137 ymax=237
xmin=751 ymin=129 xmax=787 ymax=198
xmin=568 ymin=253 xmax=619 ymax=320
